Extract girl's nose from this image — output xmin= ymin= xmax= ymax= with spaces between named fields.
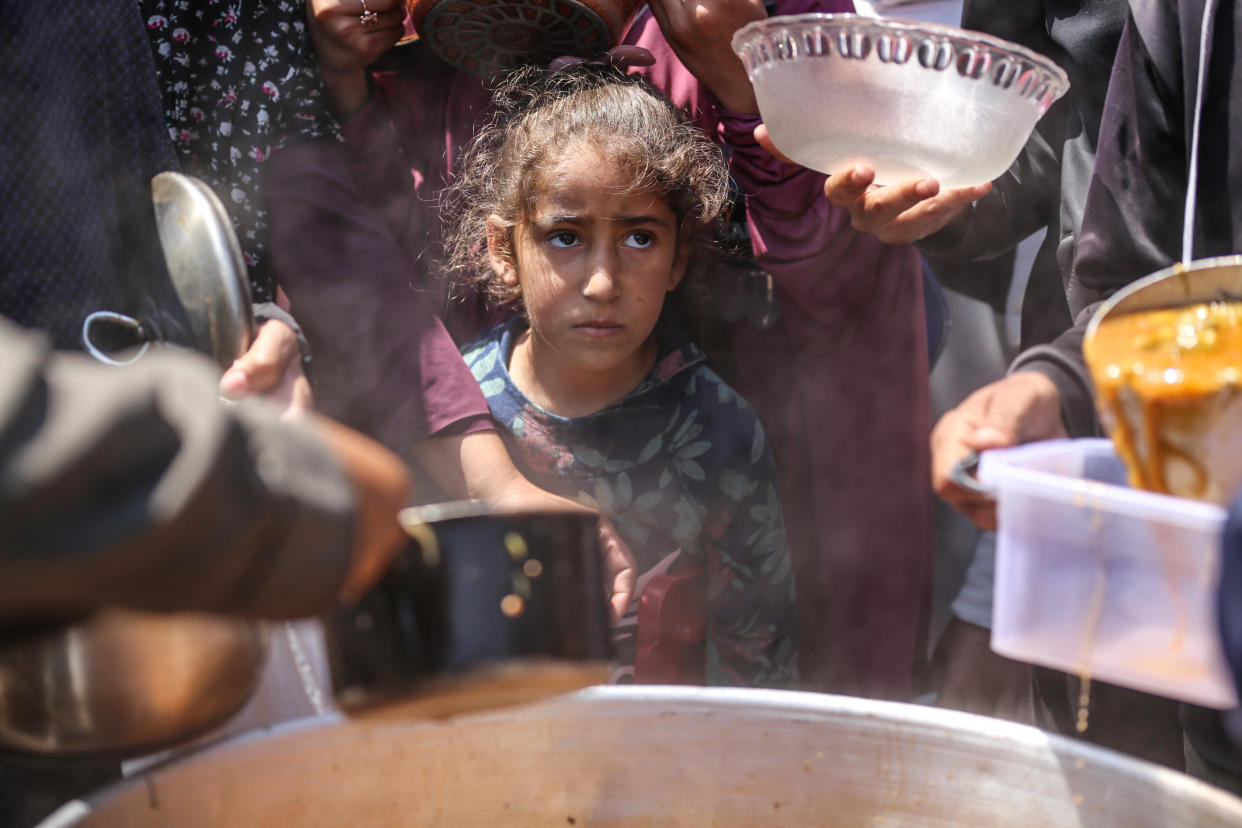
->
xmin=581 ymin=254 xmax=622 ymax=301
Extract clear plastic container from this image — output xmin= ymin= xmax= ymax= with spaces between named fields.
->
xmin=978 ymin=438 xmax=1236 ymax=709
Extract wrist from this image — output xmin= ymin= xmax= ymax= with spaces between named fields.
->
xmin=319 ymin=67 xmax=371 ymax=120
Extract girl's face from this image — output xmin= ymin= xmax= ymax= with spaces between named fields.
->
xmin=489 ymin=144 xmax=687 ymax=410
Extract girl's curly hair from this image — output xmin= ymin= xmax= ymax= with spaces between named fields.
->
xmin=440 ymin=63 xmax=732 ymax=317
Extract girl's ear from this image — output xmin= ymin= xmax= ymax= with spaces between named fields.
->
xmin=667 ymin=230 xmax=691 ymax=292
xmin=486 ymin=215 xmax=519 ymax=287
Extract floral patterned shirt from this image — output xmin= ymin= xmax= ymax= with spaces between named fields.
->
xmin=462 ymin=318 xmax=798 ymax=688
xmin=139 ymin=0 xmax=340 ymax=301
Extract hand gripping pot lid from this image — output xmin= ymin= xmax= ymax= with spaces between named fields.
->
xmin=731 ymin=14 xmax=1070 ymax=188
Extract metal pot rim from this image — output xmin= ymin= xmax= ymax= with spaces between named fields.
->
xmin=397 ymin=500 xmax=594 ymax=528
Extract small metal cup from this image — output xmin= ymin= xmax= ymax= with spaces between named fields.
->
xmin=323 ymin=502 xmax=614 ymax=719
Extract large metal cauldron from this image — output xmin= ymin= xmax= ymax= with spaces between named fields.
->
xmin=47 ymin=687 xmax=1242 ymax=826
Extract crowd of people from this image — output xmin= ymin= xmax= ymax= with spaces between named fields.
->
xmin=3 ymin=0 xmax=1242 ymax=823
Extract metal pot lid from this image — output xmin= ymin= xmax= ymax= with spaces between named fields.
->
xmin=1085 ymin=254 xmax=1242 ymax=340
xmin=150 ymin=171 xmax=254 ymax=369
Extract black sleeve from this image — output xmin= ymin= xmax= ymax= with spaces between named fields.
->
xmin=916 ymin=0 xmax=1065 ymax=264
xmin=1010 ymin=8 xmax=1187 ymax=436
xmin=1069 ymin=7 xmax=1187 ymax=317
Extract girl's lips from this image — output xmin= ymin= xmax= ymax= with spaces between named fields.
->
xmin=573 ymin=322 xmax=624 ymax=338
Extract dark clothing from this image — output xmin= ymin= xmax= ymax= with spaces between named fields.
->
xmin=1031 ymin=0 xmax=1242 ymax=786
xmin=0 ymin=2 xmax=176 ymax=350
xmin=1221 ymin=490 xmax=1242 ymax=715
xmin=462 ymin=319 xmax=799 ymax=688
xmin=138 ymin=0 xmax=342 ymax=304
xmin=919 ymin=0 xmax=1127 ymax=356
xmin=1026 ymin=0 xmax=1242 ymax=436
xmin=1031 ymin=666 xmax=1188 ymax=771
xmin=921 ymin=0 xmax=1195 ymax=769
xmin=1214 ymin=488 xmax=1242 ymax=784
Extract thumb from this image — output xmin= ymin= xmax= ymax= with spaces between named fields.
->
xmin=968 ymin=426 xmax=1020 ymax=452
xmin=754 ymin=123 xmax=794 ymax=164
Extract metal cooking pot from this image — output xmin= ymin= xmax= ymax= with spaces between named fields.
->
xmin=45 ymin=687 xmax=1242 ymax=826
xmin=0 ymin=611 xmax=267 ymax=757
xmin=323 ymin=502 xmax=614 ymax=720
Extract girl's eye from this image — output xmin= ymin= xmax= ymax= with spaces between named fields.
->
xmin=624 ymin=230 xmax=655 ymax=249
xmin=548 ymin=231 xmax=579 ymax=249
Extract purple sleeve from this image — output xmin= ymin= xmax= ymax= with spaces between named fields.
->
xmin=336 ymin=85 xmax=422 ymax=245
xmin=264 ymin=139 xmax=494 ymax=453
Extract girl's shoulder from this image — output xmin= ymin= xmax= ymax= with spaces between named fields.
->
xmin=460 ymin=318 xmax=522 ymax=381
xmin=639 ymin=357 xmax=772 ymax=475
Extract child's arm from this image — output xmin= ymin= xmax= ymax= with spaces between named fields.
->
xmin=702 ymin=415 xmax=799 ymax=689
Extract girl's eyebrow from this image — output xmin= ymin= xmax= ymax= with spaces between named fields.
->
xmin=536 ymin=214 xmax=670 ymax=227
xmin=536 ymin=214 xmax=587 ymax=226
xmin=615 ymin=214 xmax=670 ymax=227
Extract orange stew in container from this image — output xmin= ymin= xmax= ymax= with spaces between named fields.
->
xmin=1084 ymin=298 xmax=1242 ymax=501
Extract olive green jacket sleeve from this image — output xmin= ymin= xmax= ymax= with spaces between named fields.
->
xmin=0 ymin=320 xmax=355 ymax=621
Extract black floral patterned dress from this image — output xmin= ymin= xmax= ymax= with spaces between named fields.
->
xmin=139 ymin=0 xmax=341 ymax=302
xmin=463 ymin=317 xmax=800 ymax=688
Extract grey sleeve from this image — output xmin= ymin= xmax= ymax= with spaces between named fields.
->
xmin=1009 ymin=318 xmax=1101 ymax=439
xmin=0 ymin=322 xmax=355 ymax=621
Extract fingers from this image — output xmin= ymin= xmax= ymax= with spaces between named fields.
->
xmin=313 ymin=416 xmax=412 ymax=602
xmin=599 ymin=519 xmax=636 ymax=623
xmin=365 ymin=8 xmax=407 ymax=34
xmin=753 ymin=123 xmax=794 ymax=164
xmin=852 ymin=178 xmax=944 ymax=228
xmin=822 ymin=165 xmax=880 ymax=207
xmin=822 ymin=171 xmax=990 ymax=245
xmin=930 ymin=372 xmax=1068 ymax=532
xmin=930 ymin=392 xmax=1007 ymax=529
xmin=220 ymin=320 xmax=302 ymax=400
xmin=887 ymin=182 xmax=991 ymax=233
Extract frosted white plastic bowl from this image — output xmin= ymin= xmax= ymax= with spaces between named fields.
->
xmin=978 ymin=438 xmax=1235 ymax=710
xmin=731 ymin=14 xmax=1070 ymax=187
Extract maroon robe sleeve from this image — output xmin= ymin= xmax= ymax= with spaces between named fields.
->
xmin=264 ymin=139 xmax=494 ymax=453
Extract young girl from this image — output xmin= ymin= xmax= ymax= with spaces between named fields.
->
xmin=445 ymin=63 xmax=798 ymax=688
